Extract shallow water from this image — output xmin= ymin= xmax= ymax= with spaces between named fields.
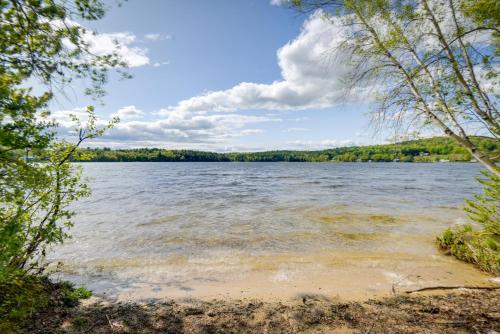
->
xmin=49 ymin=162 xmax=493 ymax=301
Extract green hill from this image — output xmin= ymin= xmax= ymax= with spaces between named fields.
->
xmin=76 ymin=136 xmax=499 ymax=163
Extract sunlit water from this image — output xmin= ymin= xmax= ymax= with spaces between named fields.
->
xmin=49 ymin=162 xmax=494 ymax=301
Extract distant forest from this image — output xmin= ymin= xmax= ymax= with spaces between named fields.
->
xmin=76 ymin=136 xmax=499 ymax=163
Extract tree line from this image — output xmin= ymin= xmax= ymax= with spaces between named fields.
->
xmin=75 ymin=136 xmax=498 ymax=163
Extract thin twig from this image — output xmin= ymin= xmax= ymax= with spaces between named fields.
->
xmin=105 ymin=314 xmax=115 ymax=333
xmin=405 ymin=286 xmax=500 ymax=294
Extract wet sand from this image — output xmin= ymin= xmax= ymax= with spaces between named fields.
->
xmin=107 ymin=250 xmax=494 ymax=302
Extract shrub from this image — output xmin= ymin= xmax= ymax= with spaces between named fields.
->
xmin=0 ymin=277 xmax=93 ymax=332
xmin=0 ymin=1 xmax=121 ymax=331
xmin=0 ymin=274 xmax=48 ymax=333
xmin=437 ymin=172 xmax=500 ymax=274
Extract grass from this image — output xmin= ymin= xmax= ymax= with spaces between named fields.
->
xmin=437 ymin=224 xmax=499 ymax=274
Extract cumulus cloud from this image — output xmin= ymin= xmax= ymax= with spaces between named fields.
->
xmin=111 ymin=105 xmax=144 ymax=120
xmin=48 ymin=106 xmax=361 ymax=151
xmin=87 ymin=31 xmax=150 ymax=67
xmin=54 ymin=18 xmax=151 ymax=68
xmin=49 ymin=108 xmax=93 ymax=129
xmin=99 ymin=113 xmax=276 ymax=144
xmin=50 ymin=107 xmax=279 ymax=147
xmin=163 ymin=11 xmax=365 ymax=115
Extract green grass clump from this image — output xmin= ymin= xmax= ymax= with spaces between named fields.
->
xmin=437 ymin=224 xmax=499 ymax=274
xmin=61 ymin=282 xmax=92 ymax=307
xmin=437 ymin=171 xmax=500 ymax=274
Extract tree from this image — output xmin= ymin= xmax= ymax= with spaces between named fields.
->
xmin=290 ymin=0 xmax=499 ymax=176
xmin=0 ymin=0 xmax=122 ymax=282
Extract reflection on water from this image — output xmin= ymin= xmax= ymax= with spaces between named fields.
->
xmin=48 ymin=162 xmax=492 ymax=300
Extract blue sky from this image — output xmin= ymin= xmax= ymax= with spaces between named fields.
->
xmin=50 ymin=0 xmax=386 ymax=151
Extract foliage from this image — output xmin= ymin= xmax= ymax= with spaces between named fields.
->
xmin=0 ymin=276 xmax=93 ymax=333
xmin=0 ymin=0 xmax=122 ymax=330
xmin=0 ymin=273 xmax=48 ymax=333
xmin=461 ymin=0 xmax=500 ymax=52
xmin=74 ymin=136 xmax=498 ymax=163
xmin=437 ymin=172 xmax=500 ymax=274
xmin=464 ymin=171 xmax=500 ymax=235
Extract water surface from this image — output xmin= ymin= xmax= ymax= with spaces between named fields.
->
xmin=49 ymin=162 xmax=492 ymax=300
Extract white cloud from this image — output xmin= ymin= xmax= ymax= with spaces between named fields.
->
xmin=48 ymin=108 xmax=103 ymax=128
xmin=101 ymin=113 xmax=276 ymax=144
xmin=286 ymin=139 xmax=356 ymax=150
xmin=59 ymin=23 xmax=150 ymax=68
xmin=51 ymin=107 xmax=279 ymax=148
xmin=87 ymin=31 xmax=150 ymax=67
xmin=48 ymin=107 xmax=363 ymax=151
xmin=111 ymin=106 xmax=144 ymax=120
xmin=144 ymin=33 xmax=172 ymax=41
xmin=164 ymin=11 xmax=367 ymax=115
xmin=53 ymin=19 xmax=150 ymax=68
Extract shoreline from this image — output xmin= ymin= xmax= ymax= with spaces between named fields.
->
xmin=72 ymin=136 xmax=498 ymax=164
xmin=50 ymin=237 xmax=496 ymax=303
xmin=49 ymin=244 xmax=500 ymax=303
xmin=72 ymin=160 xmax=481 ymax=163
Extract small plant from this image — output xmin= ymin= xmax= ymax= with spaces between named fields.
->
xmin=72 ymin=316 xmax=90 ymax=328
xmin=61 ymin=282 xmax=92 ymax=307
xmin=437 ymin=172 xmax=500 ymax=274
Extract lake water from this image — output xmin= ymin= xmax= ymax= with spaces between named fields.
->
xmin=49 ymin=162 xmax=493 ymax=301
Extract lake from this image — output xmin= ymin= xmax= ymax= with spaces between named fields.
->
xmin=49 ymin=162 xmax=492 ymax=301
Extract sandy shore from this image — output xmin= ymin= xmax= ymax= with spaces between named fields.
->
xmin=63 ymin=248 xmax=493 ymax=303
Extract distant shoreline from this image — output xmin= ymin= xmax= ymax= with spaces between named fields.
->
xmin=74 ymin=136 xmax=497 ymax=163
xmin=73 ymin=160 xmax=481 ymax=163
